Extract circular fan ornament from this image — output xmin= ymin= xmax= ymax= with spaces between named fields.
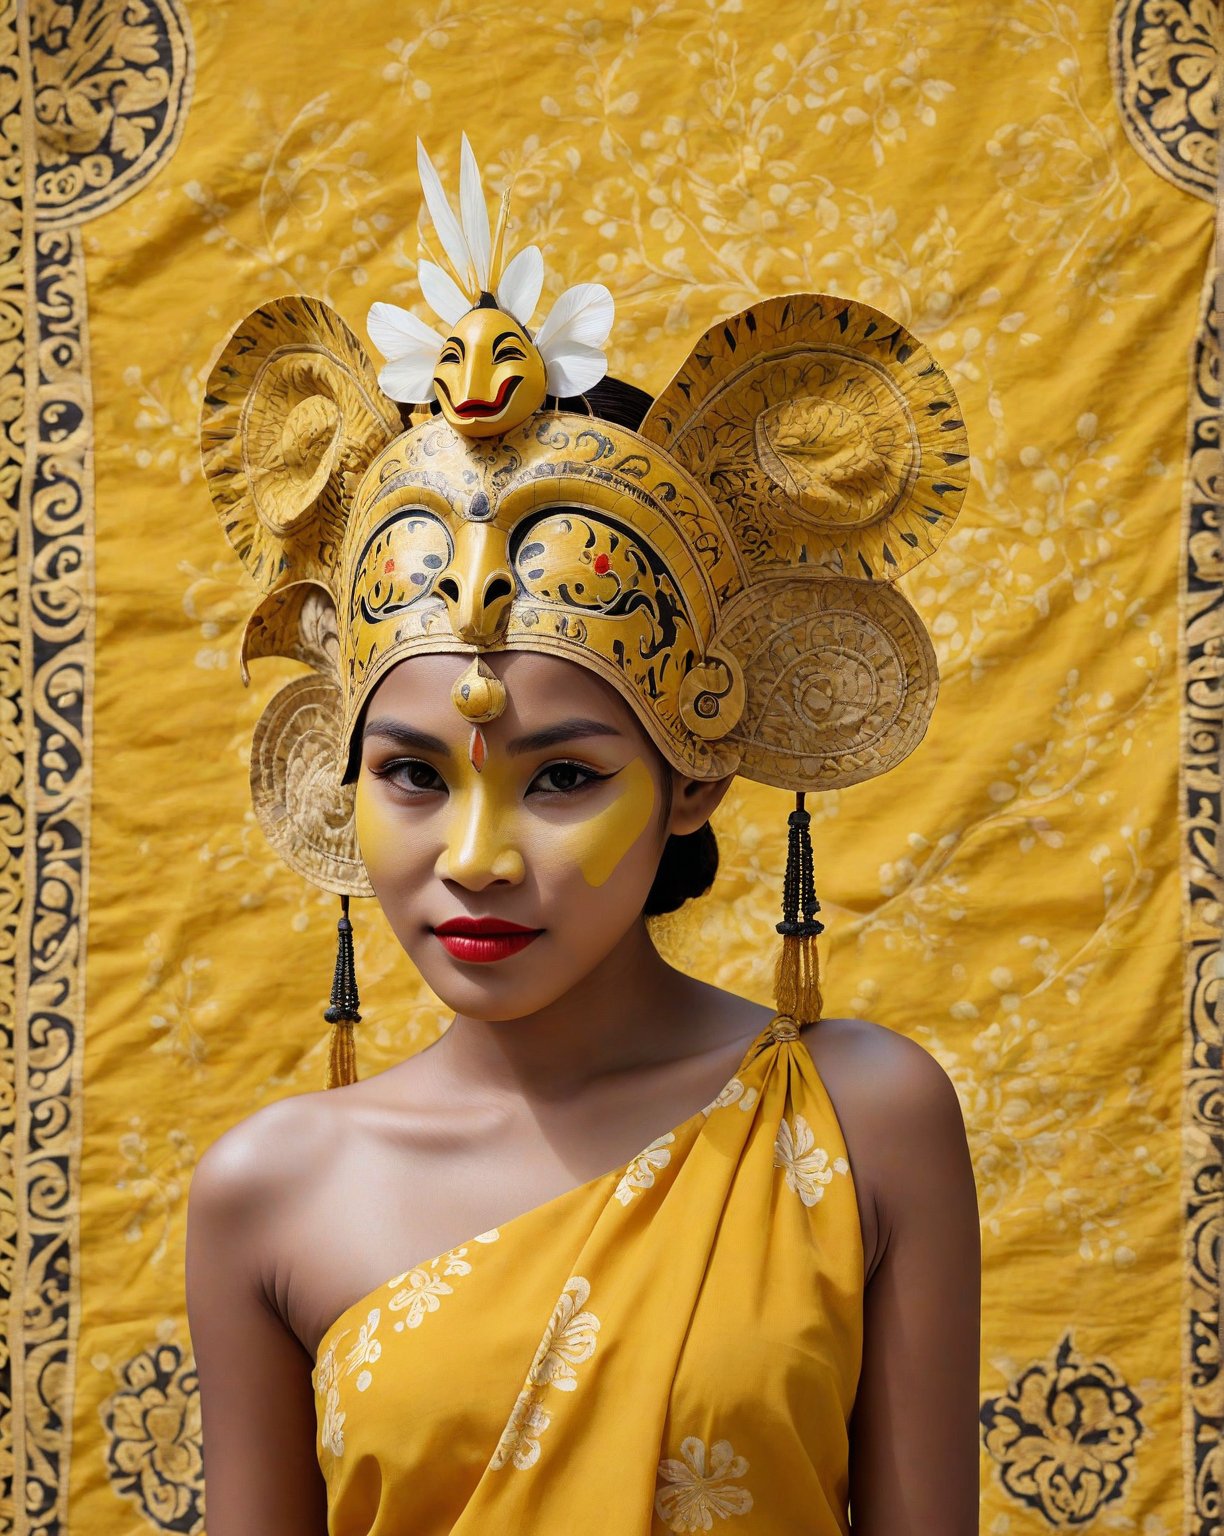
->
xmin=641 ymin=293 xmax=970 ymax=582
xmin=717 ymin=573 xmax=939 ymax=792
xmin=240 ymin=580 xmax=340 ymax=685
xmin=249 ymin=674 xmax=373 ymax=899
xmin=202 ymin=295 xmax=401 ymax=594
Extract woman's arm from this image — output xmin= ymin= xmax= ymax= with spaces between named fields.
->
xmin=847 ymin=1031 xmax=981 ymax=1534
xmin=185 ymin=1101 xmax=330 ymax=1536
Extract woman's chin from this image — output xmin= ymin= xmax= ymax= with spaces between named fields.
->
xmin=409 ymin=952 xmax=581 ymax=1023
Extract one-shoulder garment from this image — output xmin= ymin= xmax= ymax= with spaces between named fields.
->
xmin=312 ymin=1017 xmax=864 ymax=1533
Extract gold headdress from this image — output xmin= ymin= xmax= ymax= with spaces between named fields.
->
xmin=200 ymin=139 xmax=969 ymax=1087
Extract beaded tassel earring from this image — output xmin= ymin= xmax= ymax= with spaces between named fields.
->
xmin=774 ymin=793 xmax=825 ymax=1026
xmin=324 ymin=894 xmax=361 ymax=1088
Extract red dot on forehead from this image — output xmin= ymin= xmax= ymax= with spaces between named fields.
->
xmin=594 ymin=553 xmax=611 ymax=575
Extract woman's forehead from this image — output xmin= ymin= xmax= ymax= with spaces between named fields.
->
xmin=368 ymin=650 xmax=642 ymax=735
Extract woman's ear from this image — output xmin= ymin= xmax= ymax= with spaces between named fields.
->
xmin=666 ymin=772 xmax=736 ymax=837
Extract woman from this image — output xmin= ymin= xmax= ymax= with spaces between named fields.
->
xmin=186 ymin=137 xmax=980 ymax=1535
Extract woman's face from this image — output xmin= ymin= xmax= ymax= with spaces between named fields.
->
xmin=354 ymin=651 xmax=721 ymax=1019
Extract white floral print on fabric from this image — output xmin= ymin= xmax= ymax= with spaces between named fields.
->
xmin=701 ymin=1076 xmax=759 ymax=1117
xmin=654 ymin=1435 xmax=754 ymax=1531
xmin=313 ymin=1338 xmax=346 ymax=1458
xmin=342 ymin=1307 xmax=382 ymax=1392
xmin=315 ymin=1230 xmax=500 ymax=1460
xmin=490 ymin=1274 xmax=600 ymax=1472
xmin=386 ymin=1228 xmax=500 ymax=1331
xmin=773 ymin=1115 xmax=850 ymax=1207
xmin=614 ymin=1132 xmax=675 ymax=1205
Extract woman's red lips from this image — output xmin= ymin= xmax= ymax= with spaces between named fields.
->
xmin=432 ymin=916 xmax=541 ymax=963
xmin=434 ymin=917 xmax=538 ymax=936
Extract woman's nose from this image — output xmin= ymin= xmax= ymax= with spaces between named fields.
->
xmin=434 ymin=794 xmax=525 ymax=890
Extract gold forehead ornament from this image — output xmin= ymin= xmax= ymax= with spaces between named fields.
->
xmin=199 ymin=134 xmax=970 ymax=1089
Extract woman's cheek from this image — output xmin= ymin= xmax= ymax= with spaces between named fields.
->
xmin=354 ymin=777 xmax=402 ymax=891
xmin=556 ymin=757 xmax=657 ymax=889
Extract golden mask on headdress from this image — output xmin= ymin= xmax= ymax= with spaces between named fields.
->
xmin=365 ymin=136 xmax=614 ymax=439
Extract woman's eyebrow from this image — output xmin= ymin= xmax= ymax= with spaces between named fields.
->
xmin=508 ymin=719 xmax=623 ymax=755
xmin=363 ymin=720 xmax=450 ymax=755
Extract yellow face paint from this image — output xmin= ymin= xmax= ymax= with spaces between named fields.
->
xmin=433 ymin=307 xmax=547 ymax=438
xmin=354 ymin=770 xmax=397 ymax=882
xmin=356 ymin=745 xmax=657 ymax=894
xmin=564 ymin=756 xmax=656 ymax=888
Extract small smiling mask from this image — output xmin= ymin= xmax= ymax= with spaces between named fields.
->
xmin=432 ymin=299 xmax=547 ymax=436
xmin=367 ymin=136 xmax=614 ymax=439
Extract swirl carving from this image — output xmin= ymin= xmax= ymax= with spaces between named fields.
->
xmin=717 ymin=574 xmax=938 ymax=791
xmin=250 ymin=676 xmax=373 ymax=899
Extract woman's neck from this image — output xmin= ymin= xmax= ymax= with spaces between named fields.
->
xmin=424 ymin=919 xmax=725 ymax=1104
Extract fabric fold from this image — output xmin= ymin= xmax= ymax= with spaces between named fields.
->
xmin=313 ymin=1019 xmax=863 ymax=1534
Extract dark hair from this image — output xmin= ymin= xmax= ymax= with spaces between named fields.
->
xmin=642 ymin=767 xmax=720 ymax=916
xmin=645 ymin=823 xmax=720 ymax=916
xmin=555 ymin=375 xmax=653 ymax=430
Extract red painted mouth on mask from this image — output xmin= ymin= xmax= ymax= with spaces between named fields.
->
xmin=432 ymin=915 xmax=542 ymax=963
xmin=453 ymin=375 xmax=522 ymax=418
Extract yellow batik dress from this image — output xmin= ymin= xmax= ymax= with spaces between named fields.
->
xmin=312 ymin=1016 xmax=864 ymax=1533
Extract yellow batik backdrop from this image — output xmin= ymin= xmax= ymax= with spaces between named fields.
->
xmin=3 ymin=1 xmax=1219 ymax=1532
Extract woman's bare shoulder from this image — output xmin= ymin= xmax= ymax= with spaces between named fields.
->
xmin=806 ymin=1014 xmax=959 ymax=1098
xmin=189 ymin=1087 xmax=343 ymax=1229
xmin=803 ymin=1016 xmax=971 ymax=1274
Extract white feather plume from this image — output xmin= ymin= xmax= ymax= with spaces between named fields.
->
xmin=542 ymin=342 xmax=610 ymax=398
xmin=366 ymin=301 xmax=444 ymax=404
xmin=534 ymin=283 xmax=615 ymax=396
xmin=459 ymin=133 xmax=491 ymax=290
xmin=378 ymin=356 xmax=439 ymax=403
xmin=496 ymin=245 xmax=544 ymax=327
xmin=416 ymin=139 xmax=475 ymax=292
xmin=367 ymin=300 xmax=444 ymax=358
xmin=417 ymin=261 xmax=470 ymax=327
xmin=534 ymin=283 xmax=615 ymax=353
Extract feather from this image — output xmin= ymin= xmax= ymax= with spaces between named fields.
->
xmin=416 ymin=138 xmax=475 ymax=294
xmin=459 ymin=133 xmax=491 ymax=290
xmin=378 ymin=354 xmax=439 ymax=404
xmin=488 ymin=187 xmax=512 ymax=290
xmin=542 ymin=341 xmax=609 ymax=397
xmin=366 ymin=301 xmax=444 ymax=360
xmin=534 ymin=283 xmax=615 ymax=352
xmin=417 ymin=261 xmax=471 ymax=327
xmin=495 ymin=245 xmax=544 ymax=327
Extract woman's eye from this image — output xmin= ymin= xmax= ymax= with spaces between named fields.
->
xmin=495 ymin=347 xmax=526 ymax=363
xmin=438 ymin=347 xmax=461 ymax=365
xmin=379 ymin=759 xmax=445 ymax=793
xmin=529 ymin=762 xmax=603 ymax=795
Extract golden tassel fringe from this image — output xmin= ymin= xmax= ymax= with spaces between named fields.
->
xmin=326 ymin=1019 xmax=358 ymax=1089
xmin=774 ymin=932 xmax=824 ymax=1027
